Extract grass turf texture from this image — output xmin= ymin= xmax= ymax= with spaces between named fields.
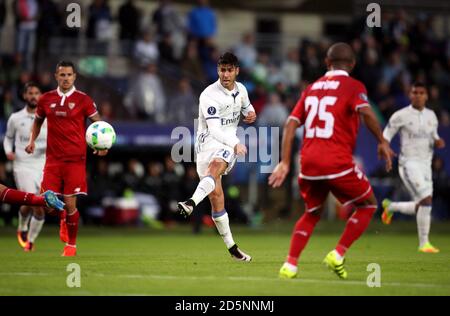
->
xmin=0 ymin=222 xmax=449 ymax=296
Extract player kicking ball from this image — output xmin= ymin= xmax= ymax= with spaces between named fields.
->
xmin=381 ymin=83 xmax=445 ymax=253
xmin=177 ymin=52 xmax=256 ymax=262
xmin=269 ymin=43 xmax=394 ymax=279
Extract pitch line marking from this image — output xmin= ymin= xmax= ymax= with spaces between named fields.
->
xmin=0 ymin=272 xmax=448 ymax=289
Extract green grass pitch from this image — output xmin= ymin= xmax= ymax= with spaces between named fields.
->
xmin=0 ymin=222 xmax=449 ymax=296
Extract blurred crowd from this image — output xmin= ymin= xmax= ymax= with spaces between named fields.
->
xmin=0 ymin=0 xmax=449 ymax=225
xmin=0 ymin=0 xmax=449 ymax=126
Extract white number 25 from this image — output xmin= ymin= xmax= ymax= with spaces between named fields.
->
xmin=304 ymin=96 xmax=337 ymax=139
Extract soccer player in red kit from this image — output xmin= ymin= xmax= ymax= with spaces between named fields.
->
xmin=26 ymin=61 xmax=108 ymax=257
xmin=269 ymin=43 xmax=395 ymax=279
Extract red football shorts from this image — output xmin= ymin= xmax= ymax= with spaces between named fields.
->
xmin=41 ymin=161 xmax=87 ymax=196
xmin=298 ymin=166 xmax=373 ymax=212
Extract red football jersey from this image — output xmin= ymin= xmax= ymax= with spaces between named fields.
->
xmin=289 ymin=70 xmax=370 ymax=179
xmin=36 ymin=87 xmax=98 ymax=163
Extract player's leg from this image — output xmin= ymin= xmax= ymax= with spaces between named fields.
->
xmin=61 ymin=195 xmax=79 ymax=256
xmin=207 ymin=168 xmax=251 ymax=262
xmin=415 ymin=165 xmax=437 ymax=252
xmin=279 ymin=178 xmax=328 ymax=279
xmin=39 ymin=163 xmax=68 ymax=243
xmin=177 ymin=159 xmax=219 ymax=217
xmin=60 ymin=162 xmax=87 ymax=257
xmin=381 ymin=164 xmax=418 ymax=224
xmin=416 ymin=195 xmax=438 ymax=253
xmin=0 ymin=183 xmax=63 ymax=210
xmin=24 ymin=207 xmax=45 ymax=252
xmin=326 ymin=167 xmax=377 ymax=279
xmin=178 ymin=147 xmax=235 ymax=217
xmin=17 ymin=206 xmax=32 ymax=248
xmin=15 ymin=171 xmax=46 ymax=252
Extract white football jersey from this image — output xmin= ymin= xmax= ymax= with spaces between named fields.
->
xmin=3 ymin=107 xmax=47 ymax=169
xmin=383 ymin=105 xmax=439 ymax=165
xmin=197 ymin=79 xmax=255 ymax=149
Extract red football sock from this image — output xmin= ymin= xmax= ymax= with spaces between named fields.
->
xmin=59 ymin=209 xmax=67 ymax=222
xmin=0 ymin=188 xmax=46 ymax=207
xmin=335 ymin=206 xmax=377 ymax=256
xmin=286 ymin=211 xmax=321 ymax=266
xmin=66 ymin=210 xmax=80 ymax=246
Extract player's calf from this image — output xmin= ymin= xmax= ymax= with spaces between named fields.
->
xmin=178 ymin=175 xmax=216 ymax=218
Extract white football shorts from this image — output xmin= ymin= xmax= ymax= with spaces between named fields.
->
xmin=13 ymin=165 xmax=43 ymax=194
xmin=195 ymin=136 xmax=236 ymax=178
xmin=398 ymin=160 xmax=433 ymax=202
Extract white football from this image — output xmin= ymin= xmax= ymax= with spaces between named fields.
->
xmin=86 ymin=121 xmax=116 ymax=150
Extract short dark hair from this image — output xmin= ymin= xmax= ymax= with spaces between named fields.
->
xmin=23 ymin=81 xmax=41 ymax=94
xmin=56 ymin=60 xmax=77 ymax=73
xmin=217 ymin=52 xmax=239 ymax=67
xmin=411 ymin=82 xmax=427 ymax=89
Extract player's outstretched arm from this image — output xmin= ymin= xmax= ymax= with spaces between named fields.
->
xmin=25 ymin=117 xmax=44 ymax=154
xmin=88 ymin=113 xmax=109 ymax=156
xmin=268 ymin=118 xmax=299 ymax=188
xmin=359 ymin=106 xmax=395 ymax=172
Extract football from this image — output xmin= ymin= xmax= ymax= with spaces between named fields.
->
xmin=85 ymin=121 xmax=116 ymax=150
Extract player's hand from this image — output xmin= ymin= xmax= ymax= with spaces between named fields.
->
xmin=435 ymin=138 xmax=445 ymax=149
xmin=25 ymin=142 xmax=35 ymax=154
xmin=268 ymin=161 xmax=290 ymax=188
xmin=377 ymin=140 xmax=395 ymax=172
xmin=6 ymin=153 xmax=15 ymax=161
xmin=243 ymin=111 xmax=257 ymax=124
xmin=93 ymin=149 xmax=108 ymax=156
xmin=234 ymin=143 xmax=247 ymax=156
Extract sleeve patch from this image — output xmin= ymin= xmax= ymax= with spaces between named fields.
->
xmin=207 ymin=106 xmax=217 ymax=115
xmin=359 ymin=93 xmax=368 ymax=102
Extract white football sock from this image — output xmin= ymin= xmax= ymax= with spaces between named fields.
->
xmin=282 ymin=262 xmax=298 ymax=273
xmin=389 ymin=201 xmax=416 ymax=215
xmin=191 ymin=176 xmax=216 ymax=205
xmin=416 ymin=205 xmax=431 ymax=247
xmin=28 ymin=216 xmax=45 ymax=243
xmin=333 ymin=249 xmax=344 ymax=261
xmin=212 ymin=210 xmax=235 ymax=249
xmin=18 ymin=212 xmax=31 ymax=232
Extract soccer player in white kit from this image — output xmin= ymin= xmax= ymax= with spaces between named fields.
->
xmin=177 ymin=52 xmax=256 ymax=261
xmin=382 ymin=82 xmax=445 ymax=253
xmin=3 ymin=82 xmax=48 ymax=251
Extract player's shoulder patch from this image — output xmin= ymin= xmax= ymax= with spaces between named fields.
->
xmin=207 ymin=106 xmax=217 ymax=115
xmin=359 ymin=92 xmax=369 ymax=102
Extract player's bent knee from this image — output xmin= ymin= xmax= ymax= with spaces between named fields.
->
xmin=207 ymin=160 xmax=227 ymax=178
xmin=33 ymin=207 xmax=45 ymax=218
xmin=309 ymin=208 xmax=323 ymax=217
xmin=355 ymin=192 xmax=378 ymax=207
xmin=418 ymin=196 xmax=432 ymax=206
